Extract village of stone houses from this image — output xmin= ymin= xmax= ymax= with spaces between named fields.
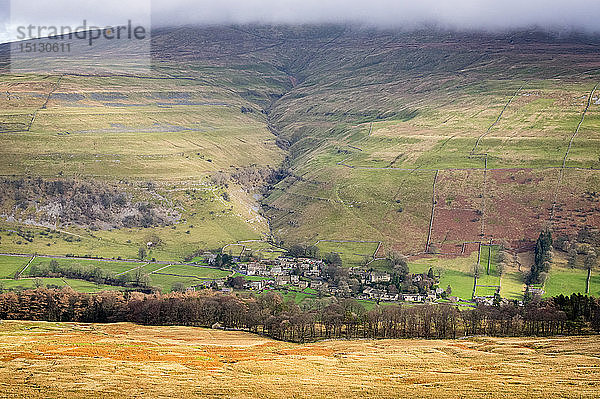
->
xmin=199 ymin=250 xmax=480 ymax=307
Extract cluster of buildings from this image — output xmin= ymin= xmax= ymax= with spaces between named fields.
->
xmin=237 ymin=257 xmax=323 ymax=290
xmin=358 ymin=287 xmax=445 ymax=303
xmin=227 ymin=256 xmax=447 ymax=304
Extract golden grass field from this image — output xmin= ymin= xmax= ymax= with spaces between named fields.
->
xmin=0 ymin=321 xmax=599 ymax=398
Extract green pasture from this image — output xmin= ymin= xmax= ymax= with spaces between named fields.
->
xmin=409 ymin=254 xmax=478 ymax=301
xmin=0 ymin=255 xmax=29 ymax=278
xmin=315 ymin=241 xmax=380 ymax=267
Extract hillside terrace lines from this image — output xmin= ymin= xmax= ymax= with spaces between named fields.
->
xmin=4 ymin=31 xmax=600 ymax=264
xmin=61 ymin=72 xmax=204 ymax=81
xmin=273 ymin=182 xmax=426 ymax=207
xmin=333 ymin=85 xmax=521 ymax=173
xmin=3 ymin=82 xmax=15 ymax=101
xmin=333 ymin=93 xmax=595 ymax=256
xmin=272 ymin=188 xmax=337 ymax=204
xmin=0 ymin=72 xmax=240 ymax=132
xmin=550 ymin=82 xmax=599 ymax=222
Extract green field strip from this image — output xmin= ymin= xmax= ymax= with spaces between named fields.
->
xmin=543 ymin=267 xmax=590 ymax=297
xmin=25 ymin=257 xmax=144 ymax=275
xmin=315 ymin=240 xmax=381 ymax=267
xmin=0 ymin=255 xmax=30 ymax=278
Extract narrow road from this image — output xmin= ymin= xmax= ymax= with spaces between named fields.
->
xmin=16 ymin=255 xmax=36 ymax=278
xmin=116 ymin=262 xmax=150 ymax=276
xmin=149 ymin=264 xmax=172 ymax=274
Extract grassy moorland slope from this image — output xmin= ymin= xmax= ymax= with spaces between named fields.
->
xmin=0 ymin=321 xmax=599 ymax=398
xmin=0 ymin=26 xmax=599 ymax=269
xmin=259 ymin=29 xmax=600 ymax=255
xmin=0 ymin=30 xmax=291 ymax=260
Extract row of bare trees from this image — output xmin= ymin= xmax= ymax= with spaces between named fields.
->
xmin=0 ymin=288 xmax=598 ymax=342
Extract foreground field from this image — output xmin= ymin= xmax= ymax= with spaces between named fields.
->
xmin=0 ymin=321 xmax=598 ymax=398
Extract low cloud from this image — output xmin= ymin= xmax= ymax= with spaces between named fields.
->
xmin=2 ymin=0 xmax=600 ymax=41
xmin=152 ymin=0 xmax=600 ymax=32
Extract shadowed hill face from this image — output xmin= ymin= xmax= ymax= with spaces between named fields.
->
xmin=1 ymin=25 xmax=599 ymax=258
